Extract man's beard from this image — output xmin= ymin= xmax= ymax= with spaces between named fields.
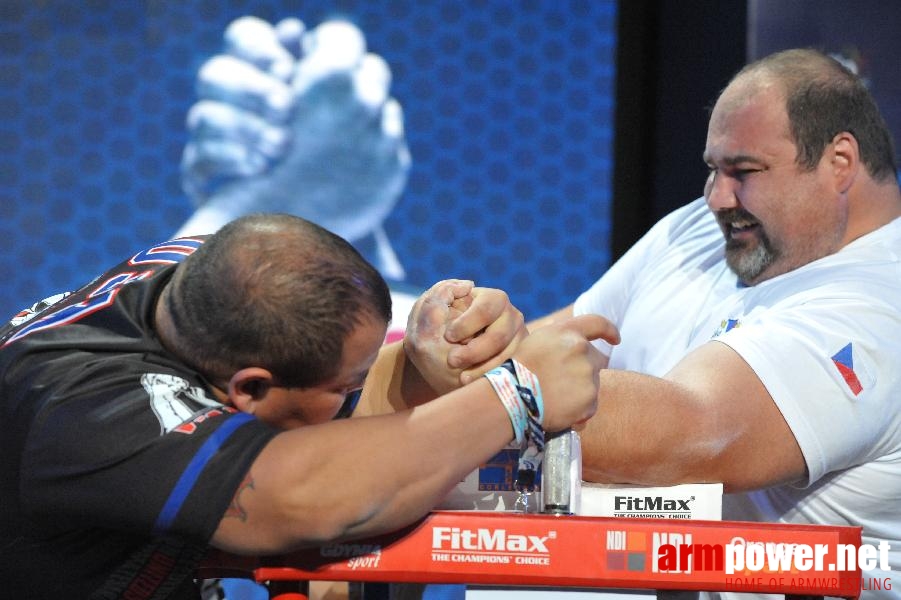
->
xmin=725 ymin=236 xmax=775 ymax=284
xmin=718 ymin=208 xmax=777 ymax=284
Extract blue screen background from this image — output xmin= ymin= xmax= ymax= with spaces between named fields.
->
xmin=0 ymin=0 xmax=618 ymax=322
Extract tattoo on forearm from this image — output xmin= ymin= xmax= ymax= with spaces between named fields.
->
xmin=225 ymin=473 xmax=254 ymax=521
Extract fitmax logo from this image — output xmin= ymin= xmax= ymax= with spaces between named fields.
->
xmin=614 ymin=496 xmax=694 ymax=511
xmin=432 ymin=527 xmax=552 ymax=553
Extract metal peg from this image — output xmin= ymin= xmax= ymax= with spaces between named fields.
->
xmin=542 ymin=429 xmax=581 ymax=515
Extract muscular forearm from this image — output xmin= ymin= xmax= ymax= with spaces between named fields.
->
xmin=353 ymin=341 xmax=438 ymax=417
xmin=212 ymin=313 xmax=609 ymax=553
xmin=580 ymin=342 xmax=806 ymax=492
xmin=580 ymin=370 xmax=723 ymax=486
xmin=212 ymin=378 xmax=512 ymax=554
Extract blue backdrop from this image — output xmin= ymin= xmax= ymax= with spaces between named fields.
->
xmin=0 ymin=0 xmax=618 ymax=322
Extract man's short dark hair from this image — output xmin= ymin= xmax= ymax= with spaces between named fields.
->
xmin=168 ymin=213 xmax=392 ymax=388
xmin=731 ymin=48 xmax=898 ymax=182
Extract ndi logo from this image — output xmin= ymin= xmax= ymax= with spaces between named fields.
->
xmin=606 ymin=530 xmax=647 ymax=572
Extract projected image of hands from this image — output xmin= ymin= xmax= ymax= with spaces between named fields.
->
xmin=178 ymin=15 xmax=411 ymax=281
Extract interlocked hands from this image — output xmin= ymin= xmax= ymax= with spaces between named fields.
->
xmin=177 ymin=16 xmax=410 ymax=279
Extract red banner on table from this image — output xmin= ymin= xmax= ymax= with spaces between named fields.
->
xmin=199 ymin=511 xmax=864 ymax=598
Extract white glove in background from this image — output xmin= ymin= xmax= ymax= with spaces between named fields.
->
xmin=177 ymin=16 xmax=410 ymax=280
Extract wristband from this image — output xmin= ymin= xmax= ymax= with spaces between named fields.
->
xmin=496 ymin=359 xmax=544 ymax=450
xmin=484 ymin=365 xmax=527 ymax=445
xmin=485 ymin=359 xmax=547 ymax=499
xmin=507 ymin=359 xmax=544 ymax=449
xmin=502 ymin=359 xmax=545 ymax=496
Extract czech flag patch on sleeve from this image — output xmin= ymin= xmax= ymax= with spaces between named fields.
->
xmin=830 ymin=342 xmax=870 ymax=397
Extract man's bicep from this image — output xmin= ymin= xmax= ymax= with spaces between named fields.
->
xmin=210 ymin=434 xmax=319 ymax=554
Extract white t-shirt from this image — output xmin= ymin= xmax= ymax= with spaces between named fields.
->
xmin=575 ymin=198 xmax=901 ymax=596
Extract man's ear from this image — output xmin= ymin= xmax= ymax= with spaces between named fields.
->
xmin=830 ymin=131 xmax=859 ymax=194
xmin=227 ymin=367 xmax=277 ymax=414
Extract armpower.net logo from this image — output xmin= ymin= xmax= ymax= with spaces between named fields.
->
xmin=606 ymin=528 xmax=892 ymax=592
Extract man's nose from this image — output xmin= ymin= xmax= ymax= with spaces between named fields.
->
xmin=705 ymin=171 xmax=739 ymax=211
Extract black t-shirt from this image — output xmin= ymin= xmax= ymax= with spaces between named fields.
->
xmin=0 ymin=238 xmax=279 ymax=599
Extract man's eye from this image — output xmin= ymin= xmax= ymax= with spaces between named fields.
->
xmin=334 ymin=389 xmax=363 ymax=420
xmin=732 ymin=168 xmax=760 ymax=180
xmin=334 ymin=383 xmax=364 ymax=396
